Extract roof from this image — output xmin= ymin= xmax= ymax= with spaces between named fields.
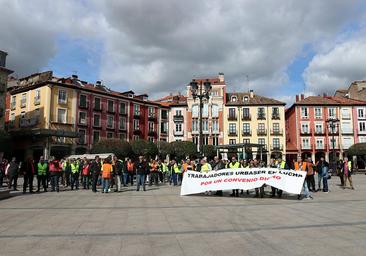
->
xmin=155 ymin=94 xmax=187 ymax=107
xmin=293 ymin=95 xmax=366 ymax=106
xmin=0 ymin=66 xmax=13 ymax=75
xmin=226 ymin=92 xmax=286 ymax=106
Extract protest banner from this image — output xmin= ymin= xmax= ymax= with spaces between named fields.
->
xmin=180 ymin=168 xmax=306 ymax=196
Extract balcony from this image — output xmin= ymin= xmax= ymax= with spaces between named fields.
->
xmin=51 ymin=115 xmax=74 ymax=125
xmin=212 ymin=129 xmax=220 ymax=134
xmin=242 ymin=114 xmax=251 ymax=121
xmin=328 ymin=130 xmax=339 ymax=135
xmin=79 ymin=101 xmax=89 ymax=109
xmin=148 ymin=113 xmax=157 ymax=121
xmin=173 ymin=115 xmax=184 ymax=122
xmin=78 ymin=118 xmax=88 ymax=126
xmin=301 ymin=144 xmax=312 ymax=150
xmin=10 ymin=102 xmax=16 ymax=110
xmin=119 ymin=124 xmax=127 ymax=131
xmin=272 ymin=114 xmax=280 ymax=120
xmin=148 ymin=130 xmax=157 ymax=137
xmin=300 ymin=130 xmax=312 ymax=136
xmin=257 ymin=114 xmax=266 ymax=120
xmin=314 ymin=129 xmax=325 ymax=136
xmin=107 ymin=107 xmax=115 ymax=114
xmin=34 ymin=96 xmax=41 ymax=105
xmin=228 ymin=130 xmax=237 ymax=136
xmin=257 ymin=129 xmax=267 ymax=136
xmin=341 ymin=129 xmax=353 ymax=135
xmin=271 ymin=144 xmax=283 ymax=151
xmin=20 ymin=99 xmax=26 ymax=108
xmin=174 ymin=130 xmax=184 ymax=136
xmin=133 ymin=112 xmax=141 ymax=119
xmin=242 ymin=130 xmax=252 ymax=136
xmin=271 ymin=129 xmax=283 ymax=136
xmin=315 ymin=144 xmax=326 ymax=150
xmin=106 ymin=123 xmax=115 ymax=130
xmin=20 ymin=117 xmax=39 ymax=128
xmin=133 ymin=129 xmax=142 ymax=135
xmin=228 ymin=115 xmax=237 ymax=121
xmin=119 ymin=110 xmax=127 ymax=116
xmin=93 ymin=105 xmax=103 ymax=111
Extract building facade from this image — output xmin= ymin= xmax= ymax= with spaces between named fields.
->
xmin=0 ymin=50 xmax=13 ymax=132
xmin=286 ymin=94 xmax=366 ymax=163
xmin=7 ymin=72 xmax=169 ymax=160
xmin=223 ymin=90 xmax=286 ymax=162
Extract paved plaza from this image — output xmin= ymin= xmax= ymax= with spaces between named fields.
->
xmin=0 ymin=175 xmax=366 ymax=256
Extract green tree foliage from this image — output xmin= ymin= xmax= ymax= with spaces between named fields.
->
xmin=130 ymin=139 xmax=158 ymax=159
xmin=157 ymin=141 xmax=173 ymax=158
xmin=91 ymin=139 xmax=132 ymax=159
xmin=170 ymin=141 xmax=197 ymax=160
xmin=203 ymin=145 xmax=216 ymax=159
xmin=348 ymin=143 xmax=366 ymax=156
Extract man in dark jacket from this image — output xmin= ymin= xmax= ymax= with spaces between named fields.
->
xmin=90 ymin=156 xmax=101 ymax=193
xmin=136 ymin=156 xmax=148 ymax=191
xmin=212 ymin=156 xmax=225 ymax=196
xmin=113 ymin=156 xmax=124 ymax=192
xmin=23 ymin=157 xmax=35 ymax=193
xmin=7 ymin=157 xmax=20 ymax=191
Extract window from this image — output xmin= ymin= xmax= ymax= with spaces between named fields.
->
xmin=148 ymin=137 xmax=154 ymax=142
xmin=175 ymin=123 xmax=182 ymax=132
xmin=202 ymin=120 xmax=209 ymax=132
xmin=315 ymin=108 xmax=322 ymax=119
xmin=202 ymin=104 xmax=209 ymax=117
xmin=315 ymin=123 xmax=323 ymax=134
xmin=133 ymin=135 xmax=140 ymax=141
xmin=359 ymin=136 xmax=366 ymax=143
xmin=212 ymin=104 xmax=219 ymax=118
xmin=342 ymin=137 xmax=353 ymax=149
xmin=119 ymin=117 xmax=126 ymax=130
xmin=229 ymin=123 xmax=236 ymax=134
xmin=93 ymin=131 xmax=100 ymax=144
xmin=94 ymin=97 xmax=101 ymax=110
xmin=341 ymin=121 xmax=352 ymax=134
xmin=229 ymin=139 xmax=236 ymax=145
xmin=258 ymin=107 xmax=265 ymax=119
xmin=93 ymin=114 xmax=100 ymax=127
xmin=243 ymin=96 xmax=249 ymax=102
xmin=231 ymin=96 xmax=237 ymax=102
xmin=258 ymin=123 xmax=265 ymax=133
xmin=358 ymin=108 xmax=365 ymax=119
xmin=108 ymin=100 xmax=114 ymax=112
xmin=341 ymin=108 xmax=351 ymax=119
xmin=34 ymin=89 xmax=41 ymax=105
xmin=272 ymin=138 xmax=280 ymax=149
xmin=301 ymin=107 xmax=309 ymax=118
xmin=119 ymin=133 xmax=127 ymax=140
xmin=58 ymin=90 xmax=67 ymax=104
xmin=302 ymin=138 xmax=310 ymax=149
xmin=161 ymin=110 xmax=168 ymax=120
xmin=79 ymin=95 xmax=87 ymax=108
xmin=107 ymin=116 xmax=114 ymax=128
xmin=10 ymin=96 xmax=16 ymax=110
xmin=328 ymin=108 xmax=336 ymax=118
xmin=273 ymin=123 xmax=280 ymax=133
xmin=243 ymin=139 xmax=250 ymax=144
xmin=133 ymin=119 xmax=139 ymax=130
xmin=211 ymin=90 xmax=219 ymax=96
xmin=107 ymin=132 xmax=113 ymax=139
xmin=192 ymin=105 xmax=199 ymax=118
xmin=10 ymin=113 xmax=15 ymax=121
xmin=192 ymin=136 xmax=199 ymax=145
xmin=161 ymin=122 xmax=168 ymax=133
xmin=79 ymin=112 xmax=87 ymax=125
xmin=212 ymin=136 xmax=219 ymax=146
xmin=316 ymin=138 xmax=324 ymax=149
xmin=242 ymin=108 xmax=250 ymax=119
xmin=272 ymin=107 xmax=279 ymax=119
xmin=192 ymin=119 xmax=198 ymax=131
xmin=329 ymin=138 xmax=337 ymax=148
xmin=79 ymin=130 xmax=86 ymax=144
xmin=57 ymin=109 xmax=67 ymax=123
xmin=359 ymin=121 xmax=366 ymax=133
xmin=134 ymin=104 xmax=140 ymax=116
xmin=120 ymin=102 xmax=126 ymax=114
xmin=176 ymin=110 xmax=182 ymax=116
xmin=243 ymin=123 xmax=250 ymax=134
xmin=148 ymin=121 xmax=154 ymax=132
xmin=21 ymin=93 xmax=27 ymax=108
xmin=301 ymin=123 xmax=309 ymax=133
xmin=20 ymin=111 xmax=26 ymax=119
xmin=148 ymin=107 xmax=155 ymax=117
xmin=229 ymin=108 xmax=236 ymax=119
xmin=258 ymin=138 xmax=265 ymax=149
xmin=212 ymin=119 xmax=219 ymax=132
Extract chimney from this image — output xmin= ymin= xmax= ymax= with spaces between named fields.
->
xmin=323 ymin=93 xmax=327 ymax=97
xmin=72 ymin=74 xmax=78 ymax=79
xmin=249 ymin=89 xmax=254 ymax=98
xmin=296 ymin=95 xmax=299 ymax=102
xmin=218 ymin=72 xmax=224 ymax=82
xmin=0 ymin=50 xmax=7 ymax=67
xmin=301 ymin=94 xmax=305 ymax=100
xmin=96 ymin=81 xmax=102 ymax=86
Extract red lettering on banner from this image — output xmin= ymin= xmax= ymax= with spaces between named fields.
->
xmin=200 ymin=181 xmax=212 ymax=186
xmin=214 ymin=179 xmax=222 ymax=184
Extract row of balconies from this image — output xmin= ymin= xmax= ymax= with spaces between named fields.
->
xmin=227 ymin=114 xmax=280 ymax=121
xmin=300 ymin=128 xmax=354 ymax=136
xmin=227 ymin=129 xmax=284 ymax=136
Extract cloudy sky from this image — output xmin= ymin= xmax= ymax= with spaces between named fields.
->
xmin=1 ymin=0 xmax=366 ymax=104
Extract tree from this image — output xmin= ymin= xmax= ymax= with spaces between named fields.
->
xmin=157 ymin=141 xmax=173 ymax=159
xmin=0 ymin=130 xmax=12 ymax=153
xmin=170 ymin=141 xmax=197 ymax=160
xmin=130 ymin=139 xmax=158 ymax=159
xmin=203 ymin=145 xmax=216 ymax=160
xmin=347 ymin=143 xmax=366 ymax=156
xmin=91 ymin=139 xmax=132 ymax=159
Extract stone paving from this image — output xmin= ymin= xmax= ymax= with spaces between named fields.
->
xmin=0 ymin=174 xmax=366 ymax=256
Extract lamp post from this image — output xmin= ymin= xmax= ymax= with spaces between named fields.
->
xmin=190 ymin=79 xmax=212 ymax=155
xmin=326 ymin=118 xmax=340 ymax=174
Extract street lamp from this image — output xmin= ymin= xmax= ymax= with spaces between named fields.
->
xmin=326 ymin=118 xmax=340 ymax=175
xmin=190 ymin=79 xmax=212 ymax=155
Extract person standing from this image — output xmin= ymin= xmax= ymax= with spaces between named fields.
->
xmin=306 ymin=157 xmax=316 ymax=192
xmin=49 ymin=157 xmax=61 ymax=192
xmin=7 ymin=157 xmax=20 ymax=191
xmin=316 ymin=157 xmax=329 ymax=192
xmin=90 ymin=156 xmax=101 ymax=193
xmin=337 ymin=159 xmax=344 ymax=187
xmin=273 ymin=158 xmax=288 ymax=198
xmin=342 ymin=157 xmax=354 ymax=190
xmin=101 ymin=158 xmax=113 ymax=193
xmin=149 ymin=159 xmax=159 ymax=186
xmin=229 ymin=157 xmax=241 ymax=197
xmin=113 ymin=156 xmax=123 ymax=192
xmin=136 ymin=156 xmax=148 ymax=191
xmin=269 ymin=158 xmax=278 ymax=198
xmin=124 ymin=158 xmax=135 ymax=186
xmin=161 ymin=159 xmax=169 ymax=183
xmin=212 ymin=156 xmax=225 ymax=196
xmin=23 ymin=157 xmax=35 ymax=194
xmin=70 ymin=159 xmax=80 ymax=190
xmin=63 ymin=159 xmax=71 ymax=187
xmin=82 ymin=159 xmax=90 ymax=190
xmin=294 ymin=156 xmax=312 ymax=199
xmin=36 ymin=156 xmax=48 ymax=192
xmin=252 ymin=159 xmax=265 ymax=198
xmin=0 ymin=158 xmax=8 ymax=187
xmin=171 ymin=159 xmax=181 ymax=186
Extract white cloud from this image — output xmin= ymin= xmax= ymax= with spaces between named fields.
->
xmin=303 ymin=34 xmax=366 ymax=94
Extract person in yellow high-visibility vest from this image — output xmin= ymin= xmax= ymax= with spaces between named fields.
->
xmin=70 ymin=159 xmax=80 ymax=190
xmin=37 ymin=156 xmax=48 ymax=192
xmin=229 ymin=157 xmax=242 ymax=197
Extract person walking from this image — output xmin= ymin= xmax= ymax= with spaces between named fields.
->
xmin=342 ymin=157 xmax=354 ymax=190
xmin=229 ymin=157 xmax=241 ymax=197
xmin=124 ymin=158 xmax=135 ymax=186
xmin=82 ymin=159 xmax=91 ymax=190
xmin=306 ymin=157 xmax=316 ymax=192
xmin=23 ymin=157 xmax=35 ymax=194
xmin=90 ymin=156 xmax=101 ymax=193
xmin=101 ymin=157 xmax=113 ymax=193
xmin=294 ymin=156 xmax=312 ymax=199
xmin=337 ymin=159 xmax=344 ymax=187
xmin=70 ymin=159 xmax=80 ymax=190
xmin=49 ymin=157 xmax=61 ymax=192
xmin=136 ymin=156 xmax=148 ymax=191
xmin=316 ymin=157 xmax=329 ymax=192
xmin=36 ymin=156 xmax=48 ymax=192
xmin=113 ymin=156 xmax=123 ymax=192
xmin=6 ymin=157 xmax=20 ymax=191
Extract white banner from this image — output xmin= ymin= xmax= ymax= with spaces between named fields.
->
xmin=180 ymin=168 xmax=306 ymax=196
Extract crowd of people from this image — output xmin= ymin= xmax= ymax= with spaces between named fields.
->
xmin=0 ymin=154 xmax=356 ymax=199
